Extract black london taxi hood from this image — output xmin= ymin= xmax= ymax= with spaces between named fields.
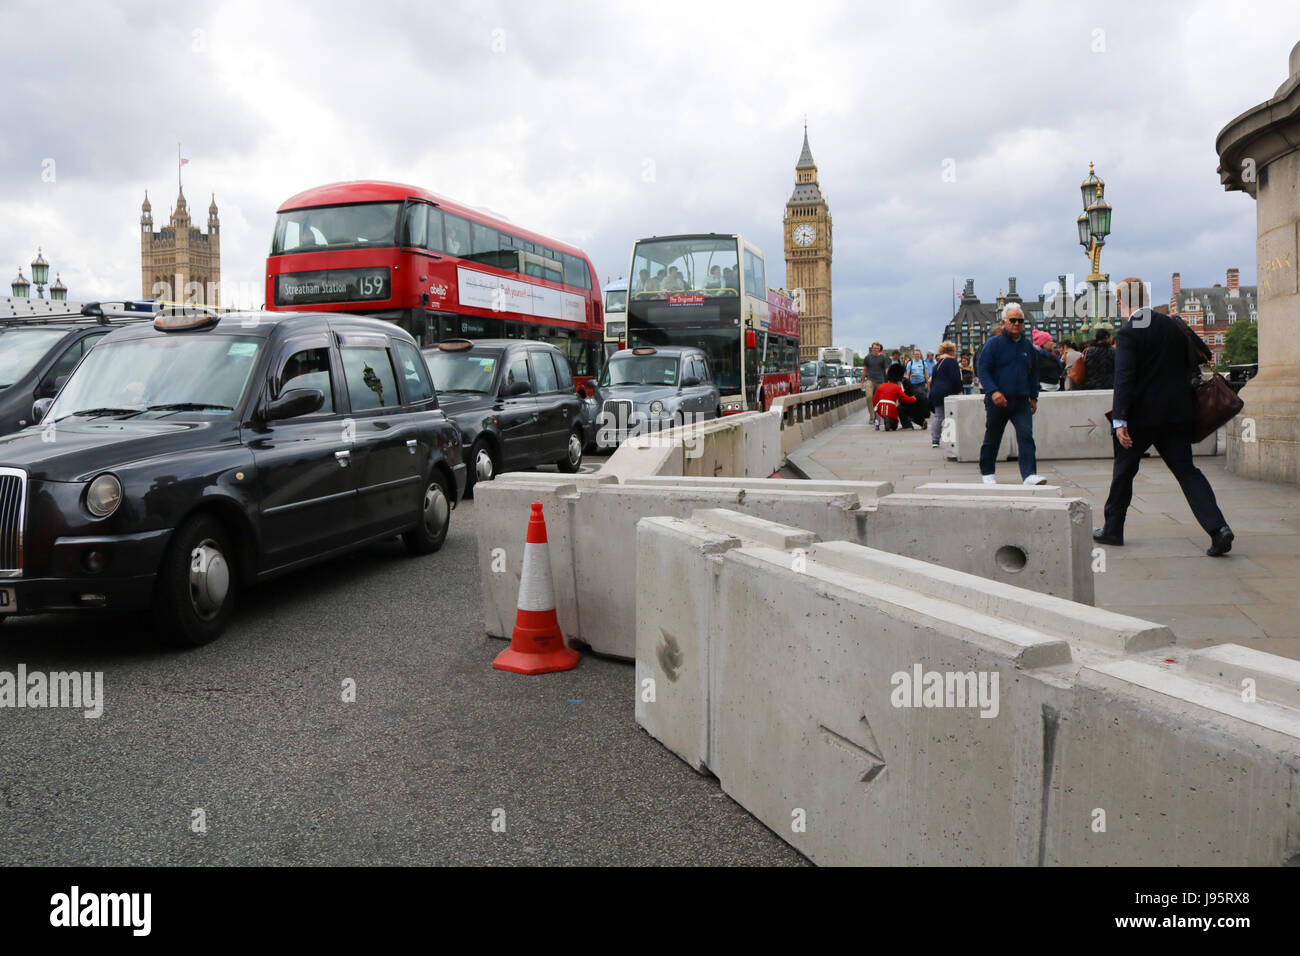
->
xmin=0 ymin=417 xmax=229 ymax=483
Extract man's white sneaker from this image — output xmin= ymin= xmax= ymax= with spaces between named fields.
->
xmin=1023 ymin=474 xmax=1047 ymax=485
xmin=982 ymin=475 xmax=997 ymax=485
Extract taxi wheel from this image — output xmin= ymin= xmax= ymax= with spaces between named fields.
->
xmin=556 ymin=427 xmax=583 ymax=473
xmin=154 ymin=514 xmax=237 ymax=647
xmin=404 ymin=470 xmax=451 ymax=555
xmin=464 ymin=438 xmax=497 ymax=499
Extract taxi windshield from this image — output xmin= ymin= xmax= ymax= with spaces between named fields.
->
xmin=0 ymin=329 xmax=65 ymax=387
xmin=601 ymin=355 xmax=679 ymax=387
xmin=425 ymin=350 xmax=500 ymax=394
xmin=48 ymin=335 xmax=262 ymax=422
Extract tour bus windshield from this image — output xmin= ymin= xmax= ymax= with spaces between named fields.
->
xmin=425 ymin=350 xmax=501 ymax=394
xmin=48 ymin=336 xmax=262 ymax=422
xmin=271 ymin=202 xmax=401 ymax=254
xmin=0 ymin=329 xmax=65 ymax=387
xmin=600 ymin=354 xmax=679 ymax=387
xmin=630 ymin=237 xmax=739 ymax=298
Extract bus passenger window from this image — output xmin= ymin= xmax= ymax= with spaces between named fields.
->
xmin=426 ymin=209 xmax=445 ymax=252
xmin=444 ymin=214 xmax=471 ymax=257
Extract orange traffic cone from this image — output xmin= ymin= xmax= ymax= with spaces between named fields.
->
xmin=493 ymin=501 xmax=581 ymax=674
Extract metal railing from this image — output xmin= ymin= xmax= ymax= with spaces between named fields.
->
xmin=773 ymin=383 xmax=868 ymax=428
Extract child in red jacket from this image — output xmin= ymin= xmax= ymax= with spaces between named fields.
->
xmin=872 ymin=363 xmax=916 ymax=431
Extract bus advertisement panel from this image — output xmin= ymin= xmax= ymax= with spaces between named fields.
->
xmin=625 ymin=234 xmax=797 ymax=414
xmin=265 ymin=181 xmax=605 ymax=390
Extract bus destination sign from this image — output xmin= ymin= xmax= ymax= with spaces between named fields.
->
xmin=275 ymin=268 xmax=391 ymax=305
xmin=666 ymin=293 xmax=706 ymax=307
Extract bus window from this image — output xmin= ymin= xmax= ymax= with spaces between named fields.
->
xmin=563 ymin=253 xmax=590 ymax=290
xmin=469 ymin=222 xmax=500 ymax=266
xmin=444 ymin=213 xmax=471 ymax=257
xmin=426 ymin=208 xmax=445 ymax=252
xmin=403 ymin=203 xmax=427 ymax=248
xmin=744 ymin=251 xmax=765 ymax=299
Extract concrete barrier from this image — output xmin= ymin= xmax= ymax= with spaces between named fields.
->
xmin=476 ymin=476 xmax=1096 ymax=659
xmin=599 ymin=409 xmax=782 ymax=482
xmin=942 ymin=391 xmax=1217 ymax=461
xmin=624 ymin=475 xmax=894 ymax=499
xmin=772 ymin=385 xmax=869 ymax=457
xmin=635 ymin=509 xmax=1300 ymax=866
xmin=913 ymin=482 xmax=1062 ymax=497
xmin=866 ymin=493 xmax=1095 ymax=604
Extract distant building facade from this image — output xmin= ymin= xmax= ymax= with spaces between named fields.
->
xmin=784 ymin=127 xmax=832 ymax=361
xmin=1168 ymin=269 xmax=1257 ymax=366
xmin=141 ymin=187 xmax=221 ymax=305
xmin=943 ymin=276 xmax=1090 ymax=360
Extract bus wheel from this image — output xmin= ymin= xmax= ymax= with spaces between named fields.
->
xmin=556 ymin=427 xmax=583 ymax=473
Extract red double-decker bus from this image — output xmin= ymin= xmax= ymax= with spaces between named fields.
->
xmin=265 ymin=181 xmax=604 ymax=387
xmin=756 ymin=288 xmax=800 ymax=410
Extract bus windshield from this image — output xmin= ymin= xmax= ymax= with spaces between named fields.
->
xmin=605 ymin=289 xmax=627 ymax=313
xmin=271 ymin=203 xmax=401 ymax=254
xmin=629 ymin=327 xmax=740 ymax=392
xmin=601 ymin=354 xmax=678 ymax=387
xmin=631 ymin=237 xmax=738 ymax=299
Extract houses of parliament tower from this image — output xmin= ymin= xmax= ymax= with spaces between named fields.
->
xmin=783 ymin=127 xmax=832 ymax=360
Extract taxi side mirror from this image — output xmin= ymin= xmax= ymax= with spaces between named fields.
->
xmin=266 ymin=387 xmax=325 ymax=421
xmin=31 ymin=398 xmax=54 ymax=423
xmin=502 ymin=381 xmax=531 ymax=397
xmin=680 ymin=376 xmax=701 ymax=388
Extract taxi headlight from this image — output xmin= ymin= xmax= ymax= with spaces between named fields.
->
xmin=86 ymin=473 xmax=123 ymax=518
xmin=649 ymin=400 xmax=664 ymax=416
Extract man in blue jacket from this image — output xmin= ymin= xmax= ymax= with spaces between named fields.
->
xmin=976 ymin=303 xmax=1046 ymax=484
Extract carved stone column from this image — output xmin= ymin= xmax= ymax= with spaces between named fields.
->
xmin=1216 ymin=42 xmax=1300 ymax=484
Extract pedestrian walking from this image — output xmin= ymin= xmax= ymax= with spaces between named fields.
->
xmin=861 ymin=342 xmax=889 ymax=423
xmin=905 ymin=348 xmax=929 ymax=404
xmin=959 ymin=352 xmax=975 ymax=394
xmin=1033 ymin=330 xmax=1063 ymax=391
xmin=1061 ymin=340 xmax=1083 ymax=390
xmin=1094 ymin=278 xmax=1233 ymax=556
xmin=974 ymin=303 xmax=1046 ymax=485
xmin=928 ymin=341 xmax=961 ymax=448
xmin=1080 ymin=328 xmax=1116 ymax=390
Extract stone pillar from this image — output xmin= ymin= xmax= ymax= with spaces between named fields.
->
xmin=1216 ymin=41 xmax=1300 ymax=485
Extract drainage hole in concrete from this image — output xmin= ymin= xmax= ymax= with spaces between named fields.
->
xmin=995 ymin=545 xmax=1028 ymax=572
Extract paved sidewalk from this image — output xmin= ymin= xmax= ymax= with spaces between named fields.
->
xmin=791 ymin=408 xmax=1300 ymax=659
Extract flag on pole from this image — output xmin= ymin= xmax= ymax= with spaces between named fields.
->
xmin=180 ymin=157 xmax=190 ymax=166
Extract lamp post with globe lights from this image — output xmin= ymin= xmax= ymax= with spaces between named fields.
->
xmin=1076 ymin=163 xmax=1113 ymax=332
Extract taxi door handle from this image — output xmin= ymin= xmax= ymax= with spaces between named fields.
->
xmin=335 ymin=450 xmax=351 ymax=467
xmin=406 ymin=439 xmax=417 ymax=454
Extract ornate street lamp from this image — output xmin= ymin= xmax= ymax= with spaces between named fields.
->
xmin=1077 ymin=163 xmax=1113 ymax=332
xmin=11 ymin=267 xmax=30 ymax=298
xmin=50 ymin=273 xmax=67 ymax=301
xmin=30 ymin=248 xmax=49 ymax=298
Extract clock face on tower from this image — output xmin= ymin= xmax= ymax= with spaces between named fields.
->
xmin=793 ymin=224 xmax=816 ymax=247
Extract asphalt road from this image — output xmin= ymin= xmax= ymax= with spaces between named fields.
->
xmin=0 ymin=461 xmax=804 ymax=866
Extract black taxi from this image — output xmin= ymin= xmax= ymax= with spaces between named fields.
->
xmin=0 ymin=309 xmax=464 ymax=645
xmin=422 ymin=339 xmax=586 ymax=495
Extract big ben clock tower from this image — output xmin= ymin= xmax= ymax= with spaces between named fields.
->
xmin=784 ymin=125 xmax=832 ymax=361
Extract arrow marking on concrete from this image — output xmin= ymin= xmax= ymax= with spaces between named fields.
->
xmin=1069 ymin=418 xmax=1098 ymax=436
xmin=820 ymin=715 xmax=886 ymax=785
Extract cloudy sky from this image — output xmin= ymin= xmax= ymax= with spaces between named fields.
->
xmin=3 ymin=0 xmax=1298 ymax=352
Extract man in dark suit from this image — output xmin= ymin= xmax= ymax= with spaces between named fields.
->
xmin=1093 ymin=277 xmax=1233 ymax=556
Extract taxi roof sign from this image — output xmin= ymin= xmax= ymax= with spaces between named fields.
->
xmin=631 ymin=347 xmax=657 ymax=355
xmin=438 ymin=338 xmax=475 ymax=351
xmin=154 ymin=309 xmax=221 ymax=332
